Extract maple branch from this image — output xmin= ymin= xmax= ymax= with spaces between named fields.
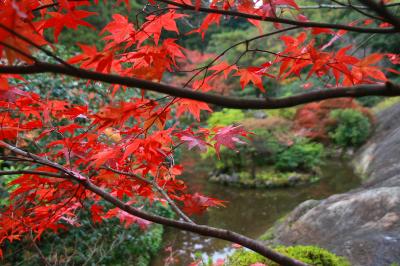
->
xmin=0 ymin=170 xmax=66 ymax=178
xmin=104 ymin=167 xmax=195 ymax=224
xmin=0 ymin=140 xmax=82 ymax=179
xmin=0 ymin=156 xmax=36 ymax=163
xmin=1 ymin=62 xmax=400 ymax=109
xmin=0 ymin=24 xmax=74 ymax=68
xmin=155 ymin=0 xmax=398 ymax=33
xmin=32 ymin=0 xmax=88 ymax=12
xmin=177 ymin=26 xmax=299 ymax=88
xmin=0 ymin=41 xmax=38 ymax=63
xmin=336 ymin=0 xmax=383 ymax=21
xmin=0 ymin=140 xmax=309 ymax=266
xmin=29 ymin=231 xmax=51 ymax=266
xmin=359 ymin=0 xmax=400 ymax=30
xmin=77 ymin=178 xmax=309 ymax=266
xmin=281 ymin=3 xmax=400 ymax=10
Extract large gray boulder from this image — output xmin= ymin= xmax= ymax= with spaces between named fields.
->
xmin=270 ymin=104 xmax=400 ymax=266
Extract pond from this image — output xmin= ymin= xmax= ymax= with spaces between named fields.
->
xmin=151 ymin=155 xmax=361 ymax=266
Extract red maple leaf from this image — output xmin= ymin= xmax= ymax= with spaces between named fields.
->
xmin=180 ymin=134 xmax=209 ymax=152
xmin=183 ymin=193 xmax=225 ymax=215
xmin=175 ymin=99 xmax=212 ymax=121
xmin=209 ymin=61 xmax=238 ymax=79
xmin=101 ymin=14 xmax=136 ymax=49
xmin=235 ymin=67 xmax=265 ymax=92
xmin=189 ymin=13 xmax=221 ymax=39
xmin=44 ymin=10 xmax=96 ymax=42
xmin=144 ymin=11 xmax=187 ymax=45
xmin=213 ymin=125 xmax=249 ymax=156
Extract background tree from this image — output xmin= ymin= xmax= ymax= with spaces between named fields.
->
xmin=0 ymin=0 xmax=399 ymax=265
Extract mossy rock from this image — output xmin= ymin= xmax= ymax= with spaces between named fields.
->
xmin=226 ymin=245 xmax=351 ymax=266
xmin=259 ymin=215 xmax=288 ymax=242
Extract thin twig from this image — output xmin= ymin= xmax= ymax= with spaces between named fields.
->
xmin=105 ymin=166 xmax=195 ymax=223
xmin=0 ymin=141 xmax=309 ymax=266
xmin=155 ymin=0 xmax=397 ymax=33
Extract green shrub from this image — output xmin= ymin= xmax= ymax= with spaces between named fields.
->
xmin=328 ymin=109 xmax=371 ymax=147
xmin=275 ymin=139 xmax=324 ymax=172
xmin=356 ymin=96 xmax=383 ymax=107
xmin=207 ymin=109 xmax=245 ymax=127
xmin=237 ymin=169 xmax=314 ymax=188
xmin=205 ymin=130 xmax=324 ymax=176
xmin=249 ymin=128 xmax=286 ymax=166
xmin=3 ymin=203 xmax=174 ymax=266
xmin=239 ymin=169 xmax=291 ymax=183
xmin=0 ymin=160 xmax=29 ymax=206
xmin=265 ymin=107 xmax=297 ymax=120
xmin=203 ymin=127 xmax=285 ymax=172
xmin=226 ymin=245 xmax=350 ymax=266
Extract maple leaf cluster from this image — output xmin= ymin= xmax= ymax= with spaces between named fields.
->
xmin=0 ymin=0 xmax=255 ymax=251
xmin=0 ymin=0 xmax=398 ymax=260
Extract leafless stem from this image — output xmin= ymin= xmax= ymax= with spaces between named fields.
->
xmin=155 ymin=0 xmax=398 ymax=33
xmin=105 ymin=166 xmax=195 ymax=224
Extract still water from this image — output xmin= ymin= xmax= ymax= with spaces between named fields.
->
xmin=151 ymin=156 xmax=361 ymax=266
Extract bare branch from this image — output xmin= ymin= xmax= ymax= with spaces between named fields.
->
xmin=155 ymin=0 xmax=398 ymax=33
xmin=105 ymin=167 xmax=195 ymax=224
xmin=359 ymin=0 xmax=400 ymax=29
xmin=29 ymin=231 xmax=51 ymax=266
xmin=0 ymin=62 xmax=400 ymax=109
xmin=0 ymin=41 xmax=38 ymax=63
xmin=77 ymin=177 xmax=309 ymax=266
xmin=0 ymin=140 xmax=309 ymax=266
xmin=0 ymin=170 xmax=66 ymax=178
xmin=0 ymin=23 xmax=74 ymax=68
xmin=282 ymin=2 xmax=400 ymax=10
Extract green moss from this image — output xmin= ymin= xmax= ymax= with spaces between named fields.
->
xmin=372 ymin=97 xmax=400 ymax=113
xmin=226 ymin=245 xmax=351 ymax=266
xmin=259 ymin=227 xmax=275 ymax=241
xmin=259 ymin=215 xmax=287 ymax=242
xmin=226 ymin=249 xmax=267 ymax=266
xmin=272 ymin=246 xmax=351 ymax=266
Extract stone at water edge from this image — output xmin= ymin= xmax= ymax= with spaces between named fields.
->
xmin=268 ymin=103 xmax=400 ymax=266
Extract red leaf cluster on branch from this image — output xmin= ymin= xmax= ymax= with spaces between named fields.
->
xmin=0 ymin=0 xmax=399 ymax=264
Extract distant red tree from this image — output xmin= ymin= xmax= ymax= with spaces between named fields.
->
xmin=293 ymin=98 xmax=374 ymax=141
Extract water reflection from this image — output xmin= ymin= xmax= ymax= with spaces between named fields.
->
xmin=151 ymin=155 xmax=360 ymax=266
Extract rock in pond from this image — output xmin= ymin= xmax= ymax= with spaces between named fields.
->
xmin=269 ymin=104 xmax=400 ymax=266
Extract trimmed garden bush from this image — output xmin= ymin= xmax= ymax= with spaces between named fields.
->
xmin=275 ymin=139 xmax=325 ymax=172
xmin=328 ymin=109 xmax=371 ymax=147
